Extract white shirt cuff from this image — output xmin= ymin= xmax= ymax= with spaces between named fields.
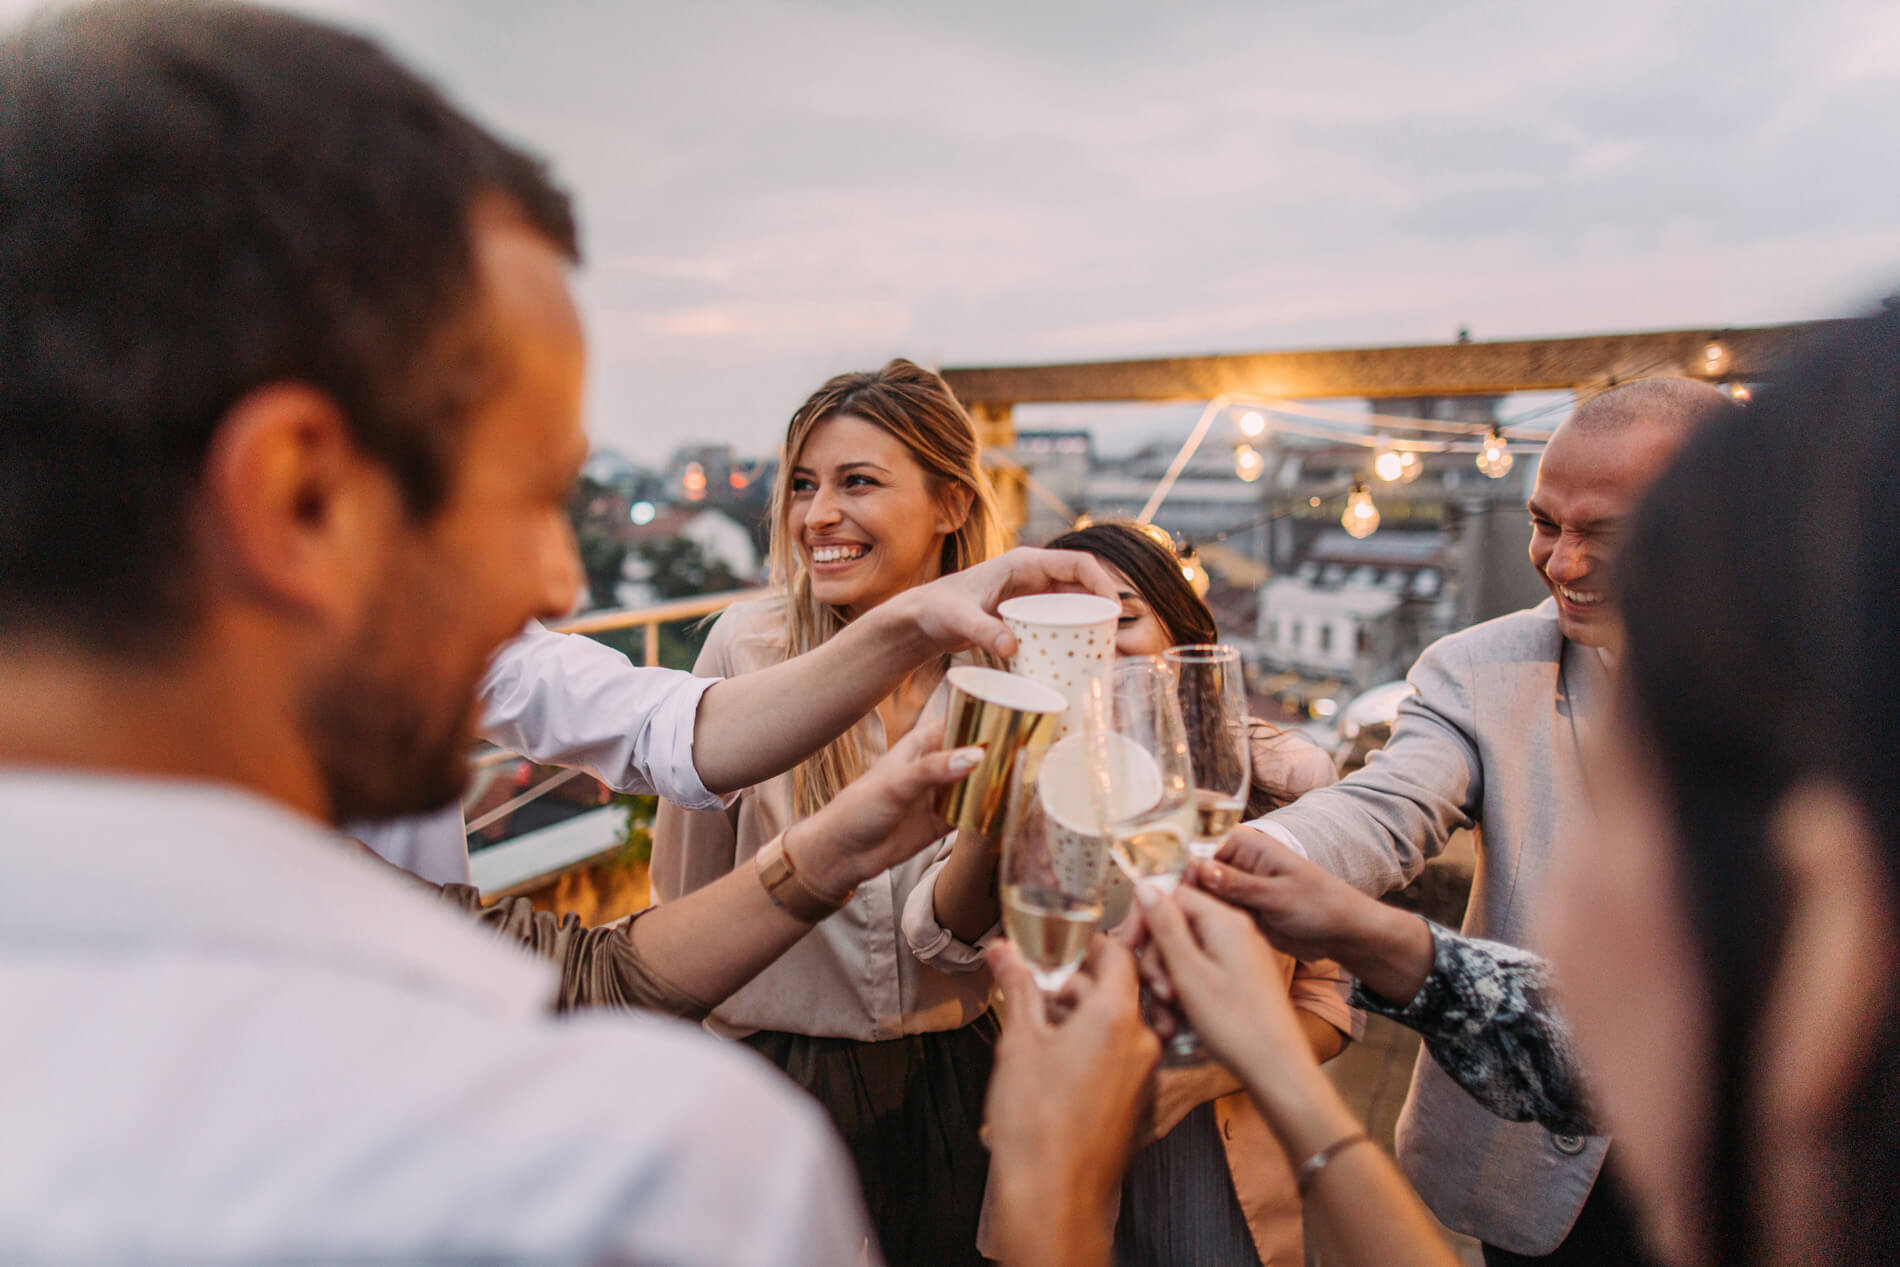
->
xmin=1252 ymin=818 xmax=1311 ymax=862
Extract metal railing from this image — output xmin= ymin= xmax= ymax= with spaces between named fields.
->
xmin=465 ymin=586 xmax=771 ymax=895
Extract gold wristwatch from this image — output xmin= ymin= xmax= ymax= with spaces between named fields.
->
xmin=755 ymin=833 xmax=854 ymax=923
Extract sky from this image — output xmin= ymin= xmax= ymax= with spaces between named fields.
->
xmin=11 ymin=0 xmax=1900 ymax=460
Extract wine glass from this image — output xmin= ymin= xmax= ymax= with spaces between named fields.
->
xmin=997 ymin=740 xmax=1111 ymax=993
xmin=1100 ymin=657 xmax=1205 ymax=1064
xmin=1165 ymin=644 xmax=1252 ymax=860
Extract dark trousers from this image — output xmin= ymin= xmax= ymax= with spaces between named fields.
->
xmin=744 ymin=1015 xmax=998 ymax=1267
xmin=1482 ymin=1163 xmax=1656 ymax=1267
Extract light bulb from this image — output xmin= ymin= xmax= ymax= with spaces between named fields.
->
xmin=1342 ymin=481 xmax=1380 ymax=539
xmin=1476 ymin=426 xmax=1514 ymax=479
xmin=1234 ymin=442 xmax=1265 ymax=482
xmin=1374 ymin=447 xmax=1405 ymax=483
xmin=1397 ymin=451 xmax=1422 ymax=483
xmin=1703 ymin=341 xmax=1728 ymax=374
xmin=1729 ymin=384 xmax=1752 ymax=403
xmin=1179 ymin=546 xmax=1211 ymax=597
xmin=1238 ymin=411 xmax=1267 ymax=439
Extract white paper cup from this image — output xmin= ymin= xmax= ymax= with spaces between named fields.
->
xmin=999 ymin=593 xmax=1120 ymax=737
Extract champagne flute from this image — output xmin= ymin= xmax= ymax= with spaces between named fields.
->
xmin=1166 ymin=644 xmax=1252 ymax=860
xmin=1103 ymin=657 xmax=1206 ymax=1064
xmin=998 ymin=740 xmax=1110 ymax=993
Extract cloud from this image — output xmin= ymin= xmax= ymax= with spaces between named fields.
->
xmin=6 ymin=0 xmax=1895 ymax=464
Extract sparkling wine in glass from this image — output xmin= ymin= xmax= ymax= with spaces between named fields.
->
xmin=1103 ymin=657 xmax=1206 ymax=1063
xmin=1166 ymin=644 xmax=1253 ymax=860
xmin=998 ymin=739 xmax=1110 ymax=992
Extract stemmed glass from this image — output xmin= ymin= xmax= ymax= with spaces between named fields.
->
xmin=997 ymin=741 xmax=1111 ymax=993
xmin=1098 ymin=656 xmax=1205 ymax=1063
xmin=1166 ymin=644 xmax=1252 ymax=860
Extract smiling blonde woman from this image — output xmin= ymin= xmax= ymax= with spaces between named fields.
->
xmin=652 ymin=359 xmax=1002 ymax=1266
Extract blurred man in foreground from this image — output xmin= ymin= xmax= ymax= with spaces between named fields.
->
xmin=0 ymin=4 xmax=1149 ymax=1262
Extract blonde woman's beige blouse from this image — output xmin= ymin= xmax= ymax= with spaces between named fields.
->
xmin=650 ymin=596 xmax=991 ymax=1041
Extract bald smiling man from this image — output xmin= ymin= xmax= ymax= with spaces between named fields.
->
xmin=1225 ymin=378 xmax=1736 ymax=1266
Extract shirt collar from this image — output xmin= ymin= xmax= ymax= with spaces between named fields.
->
xmin=0 ymin=768 xmax=556 ymax=1017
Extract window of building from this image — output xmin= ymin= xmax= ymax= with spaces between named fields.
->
xmin=1291 ymin=621 xmax=1303 ymax=648
xmin=1267 ymin=619 xmax=1280 ymax=645
xmin=1318 ymin=624 xmax=1333 ymax=653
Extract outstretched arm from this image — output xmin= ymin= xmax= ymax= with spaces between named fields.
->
xmin=689 ymin=547 xmax=1115 ymax=794
xmin=1197 ymin=836 xmax=1596 ymax=1135
xmin=1138 ymin=883 xmax=1458 ymax=1267
xmin=433 ymin=723 xmax=985 ymax=1017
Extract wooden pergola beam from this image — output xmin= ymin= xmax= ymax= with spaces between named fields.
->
xmin=940 ymin=320 xmax=1846 ymax=409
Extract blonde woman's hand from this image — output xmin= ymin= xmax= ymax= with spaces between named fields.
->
xmin=790 ymin=712 xmax=981 ymax=894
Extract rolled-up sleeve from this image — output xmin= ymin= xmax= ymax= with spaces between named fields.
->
xmin=433 ymin=883 xmax=715 ymax=1020
xmin=477 ymin=621 xmax=732 ymax=812
xmin=899 ymin=835 xmax=995 ymax=973
xmin=1288 ymin=956 xmax=1366 ymax=1042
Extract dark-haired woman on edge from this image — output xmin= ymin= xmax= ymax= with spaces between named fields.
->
xmin=1136 ymin=306 xmax=1900 ymax=1267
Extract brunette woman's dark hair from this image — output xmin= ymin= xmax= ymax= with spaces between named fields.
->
xmin=1048 ymin=520 xmax=1302 ymax=815
xmin=1618 ymin=307 xmax=1900 ymax=1265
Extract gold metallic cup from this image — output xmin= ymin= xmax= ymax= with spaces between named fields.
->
xmin=934 ymin=666 xmax=1068 ymax=837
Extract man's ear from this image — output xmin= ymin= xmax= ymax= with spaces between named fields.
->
xmin=934 ymin=481 xmax=976 ymax=537
xmin=195 ymin=384 xmax=402 ymax=625
xmin=1756 ymin=781 xmax=1898 ymax=1136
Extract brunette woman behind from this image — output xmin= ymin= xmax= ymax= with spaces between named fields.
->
xmin=912 ymin=520 xmax=1357 ymax=1266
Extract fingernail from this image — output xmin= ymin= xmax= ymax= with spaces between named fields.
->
xmin=1204 ymin=863 xmax=1224 ymax=888
xmin=949 ymin=746 xmax=985 ymax=772
xmin=1134 ymin=879 xmax=1159 ymax=909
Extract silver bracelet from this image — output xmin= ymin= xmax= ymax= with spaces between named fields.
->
xmin=1295 ymin=1131 xmax=1373 ymax=1197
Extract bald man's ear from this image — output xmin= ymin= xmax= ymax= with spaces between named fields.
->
xmin=194 ymin=384 xmax=403 ymax=628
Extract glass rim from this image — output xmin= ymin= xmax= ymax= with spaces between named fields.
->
xmin=1163 ymin=643 xmax=1241 ymax=663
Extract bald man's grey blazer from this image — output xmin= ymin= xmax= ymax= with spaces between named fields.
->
xmin=1257 ymin=599 xmax=1608 ymax=1255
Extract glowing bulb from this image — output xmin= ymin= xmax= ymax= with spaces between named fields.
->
xmin=1476 ymin=426 xmax=1514 ymax=479
xmin=1374 ymin=447 xmax=1405 ymax=483
xmin=1729 ymin=384 xmax=1752 ymax=402
xmin=1397 ymin=451 xmax=1422 ymax=483
xmin=1703 ymin=341 xmax=1728 ymax=373
xmin=1342 ymin=481 xmax=1380 ymax=539
xmin=1234 ymin=442 xmax=1265 ymax=482
xmin=1238 ymin=411 xmax=1267 ymax=439
xmin=1308 ymin=496 xmax=1321 ymax=508
xmin=1178 ymin=546 xmax=1211 ymax=597
xmin=630 ymin=501 xmax=656 ymax=526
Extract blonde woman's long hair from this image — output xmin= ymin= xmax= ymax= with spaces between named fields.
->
xmin=769 ymin=358 xmax=1002 ymax=816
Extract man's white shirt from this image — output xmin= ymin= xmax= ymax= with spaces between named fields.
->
xmin=353 ymin=621 xmax=732 ymax=885
xmin=0 ymin=771 xmax=871 ymax=1265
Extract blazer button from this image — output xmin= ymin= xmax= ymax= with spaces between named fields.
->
xmin=1551 ymin=1132 xmax=1586 ymax=1155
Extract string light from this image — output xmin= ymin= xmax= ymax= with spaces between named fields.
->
xmin=1728 ymin=384 xmax=1752 ymax=402
xmin=1178 ymin=545 xmax=1211 ymax=597
xmin=1476 ymin=425 xmax=1514 ymax=479
xmin=1373 ymin=442 xmax=1405 ymax=483
xmin=1237 ymin=411 xmax=1268 ymax=439
xmin=1342 ymin=481 xmax=1380 ymax=539
xmin=1703 ymin=341 xmax=1729 ymax=376
xmin=1233 ymin=442 xmax=1265 ymax=482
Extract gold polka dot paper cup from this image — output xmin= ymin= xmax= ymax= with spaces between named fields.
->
xmin=999 ymin=593 xmax=1121 ymax=737
xmin=935 ymin=666 xmax=1069 ymax=838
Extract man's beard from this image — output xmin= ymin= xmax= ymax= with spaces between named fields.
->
xmin=301 ymin=577 xmax=480 ymax=827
